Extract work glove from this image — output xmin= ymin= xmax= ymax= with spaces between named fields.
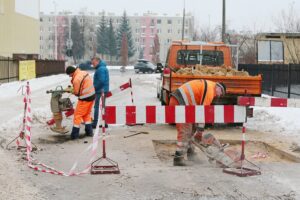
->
xmin=64 ymin=85 xmax=74 ymax=94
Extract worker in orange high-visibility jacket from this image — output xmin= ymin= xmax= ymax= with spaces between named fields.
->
xmin=169 ymin=80 xmax=226 ymax=166
xmin=66 ymin=66 xmax=95 ymax=139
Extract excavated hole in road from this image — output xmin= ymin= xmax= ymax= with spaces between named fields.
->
xmin=152 ymin=140 xmax=300 ymax=164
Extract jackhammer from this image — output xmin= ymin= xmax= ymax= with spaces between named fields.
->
xmin=46 ymin=86 xmax=74 ymax=134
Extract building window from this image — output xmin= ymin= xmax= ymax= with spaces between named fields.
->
xmin=178 ymin=29 xmax=181 ymax=34
xmin=157 ymin=19 xmax=161 ymax=24
xmin=151 ymin=19 xmax=155 ymax=26
xmin=168 ymin=29 xmax=172 ymax=34
xmin=48 ymin=17 xmax=51 ymax=22
xmin=48 ymin=27 xmax=51 ymax=32
xmin=40 ymin=18 xmax=43 ymax=22
xmin=168 ymin=19 xmax=172 ymax=24
xmin=142 ymin=28 xmax=145 ymax=33
xmin=167 ymin=39 xmax=172 ymax=43
xmin=157 ymin=29 xmax=161 ymax=34
xmin=136 ymin=28 xmax=139 ymax=33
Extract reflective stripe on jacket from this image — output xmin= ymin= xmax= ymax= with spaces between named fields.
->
xmin=174 ymin=80 xmax=216 ymax=105
xmin=71 ymin=68 xmax=95 ymax=101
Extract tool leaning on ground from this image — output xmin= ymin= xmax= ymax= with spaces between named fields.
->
xmin=46 ymin=85 xmax=74 ymax=134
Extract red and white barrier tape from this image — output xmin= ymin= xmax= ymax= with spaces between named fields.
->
xmin=23 ymin=82 xmax=102 ymax=176
xmin=238 ymin=96 xmax=300 ymax=108
xmin=105 ymin=105 xmax=247 ymax=124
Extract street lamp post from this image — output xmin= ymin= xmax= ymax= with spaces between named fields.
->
xmin=222 ymin=0 xmax=226 ymax=43
xmin=181 ymin=0 xmax=186 ymax=41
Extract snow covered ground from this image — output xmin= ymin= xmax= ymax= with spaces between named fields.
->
xmin=0 ymin=68 xmax=300 ymax=199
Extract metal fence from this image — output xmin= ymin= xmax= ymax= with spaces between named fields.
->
xmin=0 ymin=58 xmax=65 ymax=84
xmin=0 ymin=58 xmax=19 ymax=83
xmin=239 ymin=64 xmax=300 ymax=98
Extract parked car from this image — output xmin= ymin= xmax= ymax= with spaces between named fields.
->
xmin=134 ymin=59 xmax=157 ymax=73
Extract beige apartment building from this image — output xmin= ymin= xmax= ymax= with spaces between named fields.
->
xmin=0 ymin=0 xmax=40 ymax=58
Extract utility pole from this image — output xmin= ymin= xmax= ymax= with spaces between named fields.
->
xmin=181 ymin=0 xmax=185 ymax=41
xmin=222 ymin=0 xmax=226 ymax=43
xmin=53 ymin=1 xmax=58 ymax=60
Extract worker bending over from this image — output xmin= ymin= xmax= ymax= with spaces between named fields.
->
xmin=169 ymin=80 xmax=227 ymax=166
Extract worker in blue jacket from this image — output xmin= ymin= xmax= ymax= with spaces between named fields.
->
xmin=91 ymin=56 xmax=109 ymax=128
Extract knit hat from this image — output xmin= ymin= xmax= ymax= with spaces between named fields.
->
xmin=66 ymin=65 xmax=77 ymax=75
xmin=216 ymin=82 xmax=226 ymax=95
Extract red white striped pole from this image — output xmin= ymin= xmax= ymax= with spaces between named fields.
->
xmin=101 ymin=92 xmax=106 ymax=159
xmin=241 ymin=123 xmax=246 ymax=161
xmin=129 ymin=78 xmax=134 ymax=105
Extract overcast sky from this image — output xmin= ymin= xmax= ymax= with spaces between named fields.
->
xmin=40 ymin=0 xmax=300 ymax=32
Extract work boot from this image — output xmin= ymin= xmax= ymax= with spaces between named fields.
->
xmin=173 ymin=151 xmax=187 ymax=166
xmin=85 ymin=124 xmax=93 ymax=137
xmin=70 ymin=127 xmax=80 ymax=140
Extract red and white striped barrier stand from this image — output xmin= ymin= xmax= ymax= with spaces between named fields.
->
xmin=223 ymin=122 xmax=261 ymax=177
xmin=238 ymin=96 xmax=300 ymax=108
xmin=91 ymin=92 xmax=120 ymax=174
xmin=47 ymin=79 xmax=134 ymax=126
xmin=105 ymin=105 xmax=247 ymax=124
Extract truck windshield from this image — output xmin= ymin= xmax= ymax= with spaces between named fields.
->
xmin=177 ymin=50 xmax=224 ymax=66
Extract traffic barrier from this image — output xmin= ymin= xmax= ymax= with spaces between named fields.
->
xmin=238 ymin=96 xmax=300 ymax=108
xmin=105 ymin=105 xmax=247 ymax=124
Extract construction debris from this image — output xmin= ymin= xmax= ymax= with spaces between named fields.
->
xmin=176 ymin=65 xmax=250 ymax=77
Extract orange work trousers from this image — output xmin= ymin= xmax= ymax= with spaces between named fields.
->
xmin=73 ymin=100 xmax=94 ymax=128
xmin=169 ymin=97 xmax=197 ymax=153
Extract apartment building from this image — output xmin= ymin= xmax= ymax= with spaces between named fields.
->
xmin=39 ymin=11 xmax=194 ymax=63
xmin=0 ymin=0 xmax=40 ymax=58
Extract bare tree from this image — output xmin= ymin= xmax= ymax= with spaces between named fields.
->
xmin=193 ymin=24 xmax=220 ymax=42
xmin=273 ymin=2 xmax=300 ymax=33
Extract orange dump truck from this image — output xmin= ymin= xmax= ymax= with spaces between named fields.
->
xmin=159 ymin=41 xmax=262 ymax=107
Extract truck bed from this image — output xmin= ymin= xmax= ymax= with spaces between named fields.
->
xmin=163 ymin=73 xmax=262 ymax=96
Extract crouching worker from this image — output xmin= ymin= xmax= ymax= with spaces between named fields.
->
xmin=66 ymin=66 xmax=95 ymax=139
xmin=169 ymin=79 xmax=227 ymax=166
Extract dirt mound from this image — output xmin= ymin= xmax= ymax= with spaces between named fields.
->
xmin=176 ymin=65 xmax=250 ymax=76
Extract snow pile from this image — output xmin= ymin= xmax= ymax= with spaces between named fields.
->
xmin=247 ymin=107 xmax=300 ymax=136
xmin=0 ymin=74 xmax=70 ymax=100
